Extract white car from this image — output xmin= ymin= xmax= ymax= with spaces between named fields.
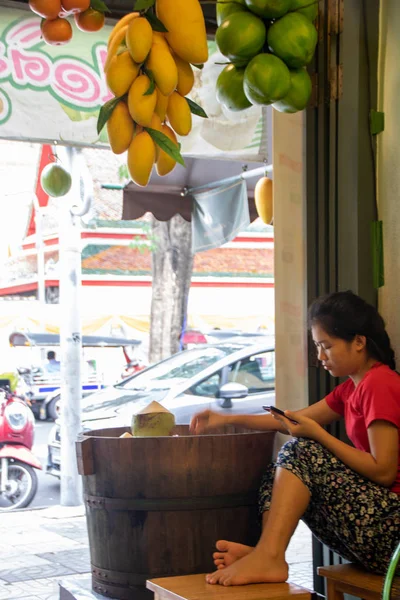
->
xmin=47 ymin=338 xmax=275 ymax=477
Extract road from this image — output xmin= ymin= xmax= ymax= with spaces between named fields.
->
xmin=31 ymin=420 xmax=60 ymax=508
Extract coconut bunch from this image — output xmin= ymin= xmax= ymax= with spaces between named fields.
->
xmin=215 ymin=0 xmax=318 ymax=114
xmin=97 ymin=0 xmax=209 ymax=188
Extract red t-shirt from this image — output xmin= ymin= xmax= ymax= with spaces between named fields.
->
xmin=325 ymin=363 xmax=400 ymax=494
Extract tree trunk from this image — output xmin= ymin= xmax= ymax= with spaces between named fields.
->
xmin=149 ymin=214 xmax=193 ymax=364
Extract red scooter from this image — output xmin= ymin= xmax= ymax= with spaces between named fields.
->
xmin=0 ymin=387 xmax=42 ymax=510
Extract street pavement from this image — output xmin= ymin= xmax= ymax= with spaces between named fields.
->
xmin=0 ymin=505 xmax=314 ymax=600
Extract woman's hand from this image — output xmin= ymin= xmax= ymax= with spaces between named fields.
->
xmin=190 ymin=410 xmax=228 ymax=435
xmin=272 ymin=410 xmax=323 ymax=441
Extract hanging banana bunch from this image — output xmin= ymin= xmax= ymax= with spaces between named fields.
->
xmin=97 ymin=0 xmax=209 ymax=187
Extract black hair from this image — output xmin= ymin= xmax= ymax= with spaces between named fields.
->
xmin=308 ymin=290 xmax=396 ymax=371
xmin=47 ymin=350 xmax=56 ymax=360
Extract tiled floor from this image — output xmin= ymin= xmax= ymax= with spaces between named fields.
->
xmin=0 ymin=507 xmax=314 ymax=600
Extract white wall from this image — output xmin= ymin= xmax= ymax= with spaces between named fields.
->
xmin=273 ymin=110 xmax=308 ymax=411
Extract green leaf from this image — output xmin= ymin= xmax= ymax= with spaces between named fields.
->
xmin=143 ymin=70 xmax=155 ymax=96
xmin=191 ymin=63 xmax=204 ymax=70
xmin=133 ymin=0 xmax=155 ymax=10
xmin=144 ymin=11 xmax=168 ymax=32
xmin=97 ymin=96 xmax=123 ymax=134
xmin=145 ymin=127 xmax=185 ymax=166
xmin=90 ymin=0 xmax=111 ymax=13
xmin=185 ymin=98 xmax=208 ymax=118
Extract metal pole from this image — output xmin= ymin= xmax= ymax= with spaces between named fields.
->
xmin=100 ymin=164 xmax=274 ymax=196
xmin=59 ymin=146 xmax=83 ymax=506
xmin=32 ymin=194 xmax=46 ymax=331
xmin=183 ymin=164 xmax=273 ymax=197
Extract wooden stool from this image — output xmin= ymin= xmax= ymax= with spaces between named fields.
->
xmin=318 ymin=564 xmax=400 ymax=600
xmin=147 ymin=573 xmax=313 ymax=600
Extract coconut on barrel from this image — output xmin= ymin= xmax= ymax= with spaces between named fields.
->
xmin=131 ymin=401 xmax=175 ymax=437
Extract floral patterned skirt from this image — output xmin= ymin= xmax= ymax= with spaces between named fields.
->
xmin=258 ymin=438 xmax=400 ymax=574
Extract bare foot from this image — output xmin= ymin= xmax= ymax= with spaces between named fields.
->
xmin=213 ymin=540 xmax=253 ymax=570
xmin=206 ymin=548 xmax=288 ymax=586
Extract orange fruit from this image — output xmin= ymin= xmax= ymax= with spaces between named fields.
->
xmin=74 ymin=8 xmax=105 ymax=31
xmin=29 ymin=0 xmax=61 ymax=19
xmin=41 ymin=17 xmax=73 ymax=45
xmin=60 ymin=0 xmax=89 ymax=13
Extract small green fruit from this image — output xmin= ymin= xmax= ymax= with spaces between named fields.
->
xmin=216 ymin=11 xmax=266 ymax=63
xmin=245 ymin=0 xmax=291 ymax=19
xmin=267 ymin=12 xmax=318 ymax=68
xmin=216 ymin=64 xmax=252 ymax=111
xmin=40 ymin=163 xmax=72 ymax=198
xmin=244 ymin=53 xmax=291 ymax=105
xmin=272 ymin=68 xmax=312 ymax=113
xmin=216 ymin=0 xmax=247 ymax=26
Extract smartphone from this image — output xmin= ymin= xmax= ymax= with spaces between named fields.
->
xmin=263 ymin=405 xmax=299 ymax=425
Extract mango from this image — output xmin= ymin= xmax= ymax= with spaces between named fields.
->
xmin=155 ymin=88 xmax=169 ymax=122
xmin=104 ymin=25 xmax=128 ymax=72
xmin=146 ymin=42 xmax=178 ymax=97
xmin=174 ymin=54 xmax=195 ymax=96
xmin=167 ymin=91 xmax=192 ymax=136
xmin=127 ymin=131 xmax=156 ymax=187
xmin=156 ymin=0 xmax=208 ymax=64
xmin=106 ymin=101 xmax=134 ymax=154
xmin=126 ymin=16 xmax=153 ymax=63
xmin=132 ymin=401 xmax=175 ymax=436
xmin=254 ymin=176 xmax=273 ymax=224
xmin=106 ymin=51 xmax=139 ymax=97
xmin=156 ymin=124 xmax=178 ymax=176
xmin=128 ymin=74 xmax=157 ymax=127
xmin=107 ymin=12 xmax=138 ymax=49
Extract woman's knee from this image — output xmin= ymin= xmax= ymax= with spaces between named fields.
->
xmin=276 ymin=437 xmax=320 ymax=465
xmin=275 ymin=438 xmax=332 ymax=491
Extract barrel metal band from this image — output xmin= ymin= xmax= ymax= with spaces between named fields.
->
xmin=85 ymin=491 xmax=257 ymax=511
xmin=92 ymin=564 xmax=148 ymax=586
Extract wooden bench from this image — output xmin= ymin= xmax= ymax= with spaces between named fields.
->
xmin=147 ymin=574 xmax=313 ymax=600
xmin=318 ymin=564 xmax=400 ymax=600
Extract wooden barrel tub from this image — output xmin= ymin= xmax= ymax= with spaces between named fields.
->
xmin=76 ymin=425 xmax=276 ymax=600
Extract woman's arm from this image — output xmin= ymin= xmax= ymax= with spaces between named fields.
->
xmin=315 ymin=420 xmax=399 ymax=486
xmin=190 ymin=410 xmax=289 ymax=434
xmin=296 ymin=398 xmax=342 ymax=425
xmin=278 ymin=412 xmax=399 ymax=487
xmin=190 ymin=398 xmax=340 ymax=434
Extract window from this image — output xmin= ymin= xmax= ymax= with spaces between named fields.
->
xmin=228 ymin=351 xmax=275 ymax=393
xmin=118 ymin=346 xmax=238 ymax=391
xmin=188 ymin=372 xmax=221 ymax=398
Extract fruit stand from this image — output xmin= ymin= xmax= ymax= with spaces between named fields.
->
xmin=0 ymin=0 xmax=388 ymax=595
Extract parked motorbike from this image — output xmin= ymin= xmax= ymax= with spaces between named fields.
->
xmin=120 ymin=358 xmax=146 ymax=379
xmin=0 ymin=387 xmax=42 ymax=510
